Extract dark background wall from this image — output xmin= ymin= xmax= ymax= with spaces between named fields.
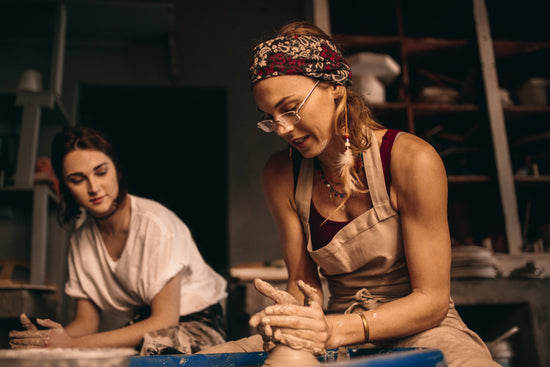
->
xmin=172 ymin=1 xmax=308 ymax=273
xmin=0 ymin=0 xmax=311 ymax=276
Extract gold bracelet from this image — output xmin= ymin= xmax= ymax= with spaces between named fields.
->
xmin=358 ymin=312 xmax=370 ymax=343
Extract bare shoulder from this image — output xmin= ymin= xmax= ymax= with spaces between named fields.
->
xmin=392 ymin=132 xmax=445 ymax=175
xmin=262 ymin=149 xmax=295 ymax=197
xmin=263 ymin=150 xmax=293 ymax=180
xmin=390 ymin=132 xmax=447 ymax=196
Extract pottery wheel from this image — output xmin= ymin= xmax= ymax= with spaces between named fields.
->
xmin=263 ymin=344 xmax=320 ymax=367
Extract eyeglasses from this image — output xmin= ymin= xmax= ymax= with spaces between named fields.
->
xmin=257 ymin=80 xmax=320 ymax=133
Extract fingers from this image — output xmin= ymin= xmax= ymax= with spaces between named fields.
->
xmin=10 ymin=338 xmax=47 ymax=348
xmin=9 ymin=332 xmax=50 ymax=349
xmin=263 ymin=339 xmax=276 ymax=352
xmin=297 ymin=280 xmax=322 ymax=307
xmin=273 ymin=327 xmax=328 ymax=344
xmin=19 ymin=313 xmax=38 ymax=331
xmin=9 ymin=330 xmax=48 ymax=338
xmin=256 ymin=301 xmax=326 ymax=332
xmin=258 ymin=319 xmax=273 ymax=338
xmin=265 ymin=303 xmax=325 ymax=319
xmin=250 ymin=310 xmax=276 ymax=352
xmin=249 ymin=310 xmax=266 ymax=328
xmin=273 ymin=330 xmax=326 ymax=355
xmin=36 ymin=318 xmax=62 ymax=330
xmin=253 ymin=278 xmax=300 ymax=305
xmin=10 ymin=343 xmax=40 ymax=349
xmin=252 ymin=285 xmax=329 ymax=356
xmin=261 ymin=314 xmax=327 ymax=331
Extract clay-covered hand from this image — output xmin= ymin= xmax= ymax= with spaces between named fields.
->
xmin=249 ymin=278 xmax=301 ymax=351
xmin=251 ymin=280 xmax=330 ymax=355
xmin=9 ymin=313 xmax=73 ymax=349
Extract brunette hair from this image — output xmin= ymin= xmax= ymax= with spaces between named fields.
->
xmin=51 ymin=126 xmax=128 ymax=226
xmin=275 ymin=22 xmax=385 ymax=201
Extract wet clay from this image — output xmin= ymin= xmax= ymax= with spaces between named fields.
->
xmin=252 ymin=279 xmax=321 ymax=367
xmin=263 ymin=344 xmax=320 ymax=367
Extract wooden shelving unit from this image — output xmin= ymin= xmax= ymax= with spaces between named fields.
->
xmin=326 ymin=0 xmax=550 ymax=258
xmin=485 ymin=0 xmax=550 ymax=260
xmin=315 ymin=1 xmax=550 ymax=365
xmin=0 ymin=2 xmax=70 ymax=292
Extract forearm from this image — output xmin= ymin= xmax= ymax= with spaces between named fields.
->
xmin=68 ymin=325 xmax=142 ymax=348
xmin=326 ymin=291 xmax=448 ymax=348
xmin=64 ymin=320 xmax=98 ymax=338
xmin=67 ymin=315 xmax=177 ymax=348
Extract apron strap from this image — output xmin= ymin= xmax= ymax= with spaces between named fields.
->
xmin=344 ymin=288 xmax=395 ymax=314
xmin=363 ymin=130 xmax=397 ymax=220
xmin=295 ymin=157 xmax=314 ymax=226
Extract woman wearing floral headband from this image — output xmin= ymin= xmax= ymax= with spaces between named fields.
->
xmin=201 ymin=21 xmax=498 ymax=366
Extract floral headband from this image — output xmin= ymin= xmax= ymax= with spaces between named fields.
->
xmin=249 ymin=35 xmax=352 ymax=87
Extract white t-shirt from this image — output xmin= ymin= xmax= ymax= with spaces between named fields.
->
xmin=65 ymin=194 xmax=227 ymax=319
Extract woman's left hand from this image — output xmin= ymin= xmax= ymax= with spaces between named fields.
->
xmin=251 ymin=280 xmax=331 ymax=355
xmin=9 ymin=314 xmax=73 ymax=349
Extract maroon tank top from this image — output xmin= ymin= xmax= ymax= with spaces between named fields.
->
xmin=310 ymin=129 xmax=400 ymax=250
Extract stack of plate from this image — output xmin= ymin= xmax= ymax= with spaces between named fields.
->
xmin=451 ymin=246 xmax=500 ymax=279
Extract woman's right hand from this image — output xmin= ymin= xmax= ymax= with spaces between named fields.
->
xmin=9 ymin=313 xmax=73 ymax=349
xmin=249 ymin=278 xmax=301 ymax=351
xmin=249 ymin=279 xmax=330 ymax=354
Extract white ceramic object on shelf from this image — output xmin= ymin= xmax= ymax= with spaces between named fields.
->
xmin=348 ymin=52 xmax=401 ymax=104
xmin=16 ymin=69 xmax=43 ymax=92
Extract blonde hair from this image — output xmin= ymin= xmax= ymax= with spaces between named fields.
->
xmin=332 ymin=87 xmax=384 ymax=211
xmin=277 ymin=22 xmax=384 ymax=209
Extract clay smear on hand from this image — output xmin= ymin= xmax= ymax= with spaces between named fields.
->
xmin=252 ymin=278 xmax=321 ymax=366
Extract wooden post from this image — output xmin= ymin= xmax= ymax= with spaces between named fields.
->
xmin=473 ymin=0 xmax=523 ymax=253
xmin=311 ymin=0 xmax=331 ymax=35
xmin=50 ymin=1 xmax=67 ymax=96
xmin=30 ymin=185 xmax=49 ymax=285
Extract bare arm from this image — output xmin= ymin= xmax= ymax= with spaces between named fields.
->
xmin=262 ymin=150 xmax=323 ymax=302
xmin=64 ymin=298 xmax=101 ymax=337
xmin=10 ymin=273 xmax=182 ymax=349
xmin=325 ymin=133 xmax=451 ymax=346
xmin=65 ymin=272 xmax=181 ymax=348
xmin=257 ymin=134 xmax=452 ymax=350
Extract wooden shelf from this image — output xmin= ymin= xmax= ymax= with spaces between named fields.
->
xmin=326 ymin=3 xmax=550 ymax=365
xmin=15 ymin=90 xmax=74 ymax=126
xmin=412 ymin=103 xmax=480 ymax=117
xmin=402 ymin=37 xmax=471 ymax=54
xmin=333 ymin=34 xmax=401 ymax=49
xmin=514 ymin=175 xmax=550 ymax=185
xmin=493 ymin=39 xmax=550 ymax=59
xmin=0 ymin=90 xmax=74 ymax=127
xmin=503 ymin=105 xmax=550 ymax=120
xmin=369 ymin=103 xmax=480 ymax=114
xmin=368 ymin=102 xmax=407 ymax=110
xmin=0 ymin=185 xmax=60 ymax=286
xmin=448 ymin=175 xmax=492 ymax=184
xmin=0 ymin=185 xmax=58 ymax=208
xmin=334 ymin=34 xmax=474 ymax=55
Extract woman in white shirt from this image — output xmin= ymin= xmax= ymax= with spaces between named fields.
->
xmin=9 ymin=126 xmax=227 ymax=355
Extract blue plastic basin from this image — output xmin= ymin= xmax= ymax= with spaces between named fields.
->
xmin=129 ymin=347 xmax=447 ymax=366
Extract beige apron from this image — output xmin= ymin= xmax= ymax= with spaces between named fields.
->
xmin=295 ymin=132 xmax=499 ymax=367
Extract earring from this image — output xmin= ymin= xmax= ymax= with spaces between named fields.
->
xmin=343 ymin=102 xmax=351 ymax=153
xmin=340 ymin=104 xmax=354 ymax=166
